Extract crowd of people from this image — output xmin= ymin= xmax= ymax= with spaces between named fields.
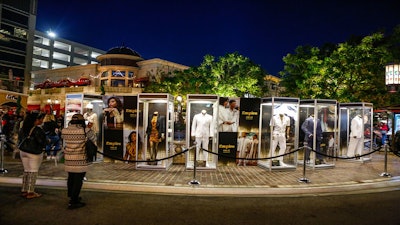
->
xmin=0 ymin=108 xmax=97 ymax=210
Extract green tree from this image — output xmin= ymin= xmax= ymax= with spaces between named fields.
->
xmin=144 ymin=52 xmax=267 ymax=97
xmin=280 ymin=29 xmax=399 ymax=108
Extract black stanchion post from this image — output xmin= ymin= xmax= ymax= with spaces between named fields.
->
xmin=0 ymin=134 xmax=8 ymax=174
xmin=380 ymin=143 xmax=391 ymax=177
xmin=188 ymin=145 xmax=200 ymax=185
xmin=299 ymin=146 xmax=309 ymax=183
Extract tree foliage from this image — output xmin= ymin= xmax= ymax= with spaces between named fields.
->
xmin=280 ymin=25 xmax=400 ymax=108
xmin=144 ymin=52 xmax=267 ymax=97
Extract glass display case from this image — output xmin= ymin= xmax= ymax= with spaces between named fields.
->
xmin=258 ymin=97 xmax=299 ymax=171
xmin=185 ymin=94 xmax=219 ymax=170
xmin=136 ymin=93 xmax=174 ymax=170
xmin=338 ymin=102 xmax=373 ymax=162
xmin=299 ymin=99 xmax=337 ymax=168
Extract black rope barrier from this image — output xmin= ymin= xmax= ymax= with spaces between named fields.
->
xmin=203 ymin=147 xmax=303 ymax=160
xmin=94 ymin=147 xmax=191 ymax=163
xmin=202 ymin=145 xmax=385 ymax=162
xmin=308 ymin=146 xmax=381 ymax=160
xmin=86 ymin=141 xmax=397 ymax=169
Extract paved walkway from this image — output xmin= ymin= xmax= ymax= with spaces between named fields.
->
xmin=1 ymin=151 xmax=400 ymax=196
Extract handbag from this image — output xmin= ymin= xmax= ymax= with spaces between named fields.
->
xmin=18 ymin=127 xmax=42 ymax=154
xmin=84 ymin=128 xmax=97 ymax=162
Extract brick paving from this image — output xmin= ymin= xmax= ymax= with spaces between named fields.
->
xmin=1 ymin=151 xmax=399 ymax=190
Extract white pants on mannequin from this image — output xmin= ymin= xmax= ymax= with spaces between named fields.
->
xmin=347 ymin=137 xmax=363 ymax=158
xmin=195 ymin=136 xmax=209 ymax=161
xmin=271 ymin=133 xmax=286 ymax=164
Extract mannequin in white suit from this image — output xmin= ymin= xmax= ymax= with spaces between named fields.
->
xmin=270 ymin=114 xmax=290 ymax=166
xmin=191 ymin=110 xmax=214 ymax=163
xmin=347 ymin=114 xmax=364 ymax=158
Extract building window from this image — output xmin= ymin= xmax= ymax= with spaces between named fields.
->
xmin=53 ymin=52 xmax=70 ymax=62
xmin=33 ymin=46 xmax=50 ymax=57
xmin=112 ymin=70 xmax=125 ymax=77
xmin=73 ymin=57 xmax=87 ymax=65
xmin=74 ymin=47 xmax=89 ymax=56
xmin=54 ymin=41 xmax=71 ymax=52
xmin=52 ymin=62 xmax=67 ymax=69
xmin=111 ymin=80 xmax=125 ymax=87
xmin=91 ymin=52 xmax=101 ymax=59
xmin=34 ymin=35 xmax=50 ymax=46
xmin=101 ymin=80 xmax=108 ymax=86
xmin=128 ymin=71 xmax=134 ymax=78
xmin=14 ymin=27 xmax=27 ymax=40
xmin=101 ymin=71 xmax=108 ymax=77
xmin=32 ymin=58 xmax=49 ymax=69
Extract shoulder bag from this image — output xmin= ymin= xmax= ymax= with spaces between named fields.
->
xmin=18 ymin=127 xmax=42 ymax=154
xmin=84 ymin=128 xmax=97 ymax=162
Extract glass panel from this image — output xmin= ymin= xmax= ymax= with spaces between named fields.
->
xmin=136 ymin=94 xmax=174 ymax=170
xmin=186 ymin=95 xmax=218 ymax=169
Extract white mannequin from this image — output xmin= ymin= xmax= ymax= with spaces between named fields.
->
xmin=269 ymin=113 xmax=290 ymax=166
xmin=347 ymin=114 xmax=363 ymax=158
xmin=84 ymin=103 xmax=98 ymax=133
xmin=191 ymin=110 xmax=213 ymax=165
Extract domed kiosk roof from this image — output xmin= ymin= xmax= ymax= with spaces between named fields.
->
xmin=106 ymin=46 xmax=141 ymax=57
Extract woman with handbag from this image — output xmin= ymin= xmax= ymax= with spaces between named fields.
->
xmin=18 ymin=111 xmax=46 ymax=199
xmin=61 ymin=114 xmax=96 ymax=209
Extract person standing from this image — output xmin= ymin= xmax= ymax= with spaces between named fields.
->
xmin=246 ymin=134 xmax=259 ymax=166
xmin=218 ymin=97 xmax=231 ymax=132
xmin=18 ymin=111 xmax=46 ymax=199
xmin=380 ymin=122 xmax=389 ymax=145
xmin=124 ymin=131 xmax=138 ymax=162
xmin=43 ymin=114 xmax=61 ymax=160
xmin=226 ymin=99 xmax=239 ymax=132
xmin=237 ymin=132 xmax=251 ymax=166
xmin=62 ymin=114 xmax=97 ymax=209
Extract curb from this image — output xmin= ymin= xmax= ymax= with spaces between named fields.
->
xmin=1 ymin=176 xmax=399 ymax=197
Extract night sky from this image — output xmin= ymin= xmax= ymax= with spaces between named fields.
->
xmin=36 ymin=0 xmax=400 ymax=76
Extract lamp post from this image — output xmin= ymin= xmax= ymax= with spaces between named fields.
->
xmin=176 ymin=95 xmax=182 ymax=114
xmin=381 ymin=63 xmax=400 ymax=177
xmin=175 ymin=95 xmax=184 ymax=140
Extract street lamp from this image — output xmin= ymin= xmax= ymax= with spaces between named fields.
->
xmin=47 ymin=30 xmax=56 ymax=38
xmin=385 ymin=63 xmax=400 ymax=93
